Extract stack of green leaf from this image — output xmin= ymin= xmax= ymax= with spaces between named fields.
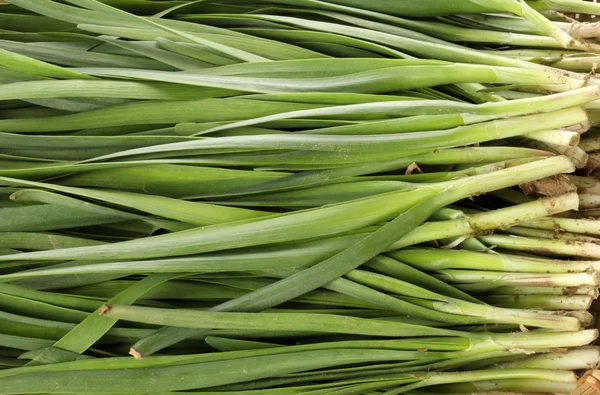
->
xmin=6 ymin=0 xmax=600 ymax=394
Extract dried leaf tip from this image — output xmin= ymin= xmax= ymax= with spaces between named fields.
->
xmin=129 ymin=348 xmax=144 ymax=360
xmin=98 ymin=305 xmax=112 ymax=315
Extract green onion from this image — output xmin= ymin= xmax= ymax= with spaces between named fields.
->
xmin=2 ymin=0 xmax=600 ymax=392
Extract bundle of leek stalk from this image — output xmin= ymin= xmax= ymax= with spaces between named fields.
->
xmin=6 ymin=0 xmax=600 ymax=394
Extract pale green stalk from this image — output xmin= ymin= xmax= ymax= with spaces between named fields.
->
xmin=481 ymin=294 xmax=593 ymax=310
xmin=402 ymin=378 xmax=575 ymax=394
xmin=345 ymin=270 xmax=582 ymax=330
xmin=389 ymin=247 xmax=594 ymax=273
xmin=456 ymin=283 xmax=600 ymax=297
xmin=495 ymin=347 xmax=600 ymax=370
xmin=478 ymin=233 xmax=600 ymax=258
xmin=526 ymin=129 xmax=580 ymax=146
xmin=435 ymin=270 xmax=599 ymax=287
xmin=388 ymin=192 xmax=579 ymax=250
xmin=579 ymin=193 xmax=600 ymax=209
xmin=383 ymin=368 xmax=577 ymax=394
xmin=520 ymin=215 xmax=600 ymax=236
xmin=505 ymin=226 xmax=600 ymax=243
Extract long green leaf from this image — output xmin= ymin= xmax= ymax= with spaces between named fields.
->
xmin=0 ymin=179 xmax=270 ymax=226
xmin=103 ymin=305 xmax=460 ymax=338
xmin=0 ymin=80 xmax=239 ymax=101
xmin=51 ymin=273 xmax=179 ymax=356
xmin=0 ymin=349 xmax=421 ymax=394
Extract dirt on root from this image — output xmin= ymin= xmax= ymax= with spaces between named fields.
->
xmin=519 ymin=174 xmax=578 ymax=196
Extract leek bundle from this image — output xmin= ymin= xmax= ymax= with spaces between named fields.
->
xmin=3 ymin=0 xmax=600 ymax=394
